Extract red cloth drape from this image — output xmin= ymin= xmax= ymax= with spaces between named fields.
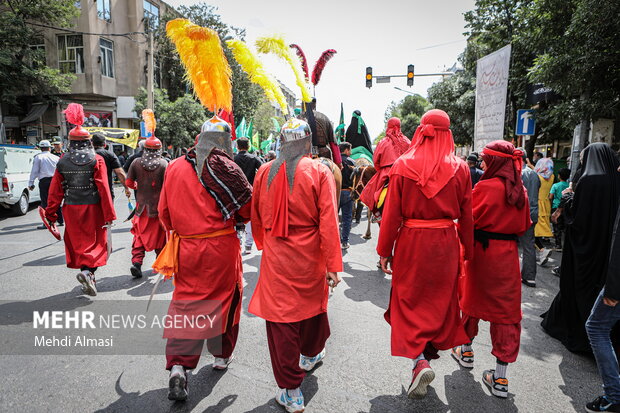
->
xmin=480 ymin=141 xmax=526 ymax=208
xmin=390 ymin=109 xmax=459 ymax=199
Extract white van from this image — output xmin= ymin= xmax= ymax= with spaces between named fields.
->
xmin=0 ymin=145 xmax=41 ymax=215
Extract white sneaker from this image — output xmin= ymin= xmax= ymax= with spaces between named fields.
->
xmin=299 ymin=348 xmax=325 ymax=371
xmin=168 ymin=365 xmax=188 ymax=401
xmin=537 ymin=248 xmax=552 ymax=266
xmin=275 ymin=388 xmax=305 ymax=413
xmin=76 ymin=270 xmax=97 ymax=296
xmin=213 ymin=354 xmax=234 ymax=370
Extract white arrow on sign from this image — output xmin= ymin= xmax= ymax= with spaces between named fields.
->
xmin=520 ymin=111 xmax=533 ymax=134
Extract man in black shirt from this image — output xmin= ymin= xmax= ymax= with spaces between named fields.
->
xmin=467 ymin=154 xmax=483 ymax=188
xmin=340 ymin=142 xmax=355 ymax=250
xmin=123 ymin=140 xmax=145 ymax=172
xmin=92 ymin=133 xmax=130 ymax=199
xmin=234 ymin=138 xmax=263 ymax=254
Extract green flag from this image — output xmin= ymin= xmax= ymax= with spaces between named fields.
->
xmin=235 ymin=117 xmax=247 ymax=138
xmin=261 ymin=133 xmax=273 ymax=152
xmin=335 ymin=102 xmax=345 ymax=143
xmin=245 ymin=120 xmax=254 ymax=139
xmin=271 ymin=117 xmax=281 ymax=133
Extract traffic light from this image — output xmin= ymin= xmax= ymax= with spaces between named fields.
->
xmin=366 ymin=67 xmax=372 ymax=88
xmin=407 ymin=64 xmax=414 ymax=87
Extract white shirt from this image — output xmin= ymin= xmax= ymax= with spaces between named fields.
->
xmin=29 ymin=151 xmax=59 ymax=186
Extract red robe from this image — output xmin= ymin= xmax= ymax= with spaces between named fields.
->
xmin=376 ymin=162 xmax=473 ymax=358
xmin=125 ymin=178 xmax=166 ymax=252
xmin=46 ymin=155 xmax=116 ymax=269
xmin=249 ymin=157 xmax=343 ymax=323
xmin=158 ymin=157 xmax=250 ymax=339
xmin=360 ymin=137 xmax=407 ymax=210
xmin=460 ymin=177 xmax=531 ymax=324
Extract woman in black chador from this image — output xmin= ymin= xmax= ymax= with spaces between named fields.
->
xmin=541 ymin=142 xmax=620 ymax=353
xmin=345 ymin=110 xmax=373 ymax=155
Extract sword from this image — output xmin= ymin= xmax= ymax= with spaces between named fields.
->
xmin=147 ymin=272 xmax=163 ymax=312
xmin=124 ymin=208 xmax=136 ymax=223
xmin=102 ymin=223 xmax=114 ymax=258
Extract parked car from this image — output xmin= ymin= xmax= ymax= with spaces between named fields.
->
xmin=0 ymin=145 xmax=41 ymax=215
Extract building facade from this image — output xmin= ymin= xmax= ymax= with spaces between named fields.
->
xmin=2 ymin=0 xmax=175 ymax=145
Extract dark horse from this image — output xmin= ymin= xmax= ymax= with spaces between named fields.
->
xmin=351 ymin=158 xmax=376 ymax=239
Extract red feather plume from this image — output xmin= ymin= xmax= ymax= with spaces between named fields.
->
xmin=289 ymin=44 xmax=309 ymax=81
xmin=63 ymin=103 xmax=85 ymax=126
xmin=311 ymin=49 xmax=337 ymax=86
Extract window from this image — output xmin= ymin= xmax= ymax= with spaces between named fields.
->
xmin=143 ymin=0 xmax=159 ymax=31
xmin=97 ymin=0 xmax=111 ymax=22
xmin=99 ymin=38 xmax=114 ymax=78
xmin=57 ymin=35 xmax=84 ymax=74
xmin=29 ymin=38 xmax=46 ymax=68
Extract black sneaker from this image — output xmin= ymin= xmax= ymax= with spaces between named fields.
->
xmin=552 ymin=266 xmax=561 ymax=277
xmin=522 ymin=279 xmax=536 ymax=288
xmin=168 ymin=366 xmax=188 ymax=401
xmin=586 ymin=396 xmax=620 ymax=412
xmin=130 ymin=263 xmax=142 ymax=278
xmin=482 ymin=369 xmax=508 ymax=398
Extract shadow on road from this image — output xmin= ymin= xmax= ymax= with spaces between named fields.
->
xmin=95 ymin=368 xmax=235 ymax=413
xmin=241 ymin=254 xmax=261 ymax=318
xmin=361 ymin=386 xmax=448 ymax=413
xmin=342 ymin=261 xmax=390 ymax=310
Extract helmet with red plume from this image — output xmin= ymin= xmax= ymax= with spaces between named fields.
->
xmin=63 ymin=103 xmax=90 ymax=140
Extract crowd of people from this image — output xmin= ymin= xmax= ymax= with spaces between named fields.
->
xmin=29 ymin=100 xmax=620 ymax=413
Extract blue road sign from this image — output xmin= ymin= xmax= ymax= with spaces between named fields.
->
xmin=516 ymin=109 xmax=536 ymax=136
xmin=139 ymin=121 xmax=152 ymax=138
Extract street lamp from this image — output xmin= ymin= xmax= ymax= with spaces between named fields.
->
xmin=394 ymin=87 xmax=415 ymax=95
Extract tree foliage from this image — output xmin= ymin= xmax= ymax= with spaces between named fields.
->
xmin=134 ymin=88 xmax=206 ymax=149
xmin=427 ymin=72 xmax=476 ymax=146
xmin=0 ymin=0 xmax=78 ymax=104
xmin=425 ymin=0 xmax=620 ymax=150
xmin=384 ymin=94 xmax=431 ymax=139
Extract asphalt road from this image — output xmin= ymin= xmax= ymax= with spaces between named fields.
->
xmin=0 ymin=187 xmax=601 ymax=412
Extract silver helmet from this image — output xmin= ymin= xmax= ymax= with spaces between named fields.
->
xmin=280 ymin=118 xmax=311 ymax=143
xmin=195 ymin=115 xmax=233 ymax=176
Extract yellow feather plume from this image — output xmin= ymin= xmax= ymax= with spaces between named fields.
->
xmin=142 ymin=109 xmax=156 ymax=134
xmin=166 ymin=18 xmax=232 ymax=111
xmin=226 ymin=39 xmax=289 ymax=115
xmin=255 ymin=35 xmax=312 ymax=103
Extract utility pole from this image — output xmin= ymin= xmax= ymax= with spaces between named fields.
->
xmin=147 ymin=31 xmax=154 ymax=110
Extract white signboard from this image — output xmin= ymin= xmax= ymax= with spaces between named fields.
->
xmin=474 ymin=44 xmax=512 ymax=152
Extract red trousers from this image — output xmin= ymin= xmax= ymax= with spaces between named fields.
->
xmin=462 ymin=314 xmax=521 ymax=363
xmin=165 ymin=289 xmax=240 ymax=370
xmin=131 ymin=237 xmax=162 ymax=265
xmin=266 ymin=312 xmax=330 ymax=389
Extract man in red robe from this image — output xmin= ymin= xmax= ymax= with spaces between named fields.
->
xmin=360 ymin=117 xmax=410 ymax=219
xmin=126 ymin=136 xmax=167 ymax=277
xmin=377 ymin=109 xmax=473 ymax=399
xmin=249 ymin=118 xmax=342 ymax=413
xmin=454 ymin=140 xmax=531 ymax=398
xmin=153 ymin=116 xmax=252 ymax=401
xmin=45 ymin=103 xmax=116 ymax=296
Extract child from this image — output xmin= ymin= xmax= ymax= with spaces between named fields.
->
xmin=549 ymin=168 xmax=570 ymax=250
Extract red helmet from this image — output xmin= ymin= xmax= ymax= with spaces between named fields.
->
xmin=144 ymin=136 xmax=162 ymax=150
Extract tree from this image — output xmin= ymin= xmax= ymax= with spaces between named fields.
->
xmin=0 ymin=0 xmax=78 ymax=104
xmin=253 ymin=97 xmax=283 ymax=144
xmin=384 ymin=94 xmax=431 ymax=139
xmin=427 ymin=71 xmax=476 ymax=146
xmin=525 ymin=0 xmax=620 ymax=126
xmin=134 ymin=88 xmax=206 ymax=149
xmin=154 ymin=3 xmax=261 ymax=124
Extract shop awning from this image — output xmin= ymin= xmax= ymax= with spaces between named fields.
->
xmin=20 ymin=103 xmax=49 ymax=124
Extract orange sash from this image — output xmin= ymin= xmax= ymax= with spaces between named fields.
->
xmin=152 ymin=227 xmax=235 ymax=279
xmin=403 ymin=218 xmax=455 ymax=229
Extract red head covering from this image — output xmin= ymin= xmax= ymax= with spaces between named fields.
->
xmin=385 ymin=117 xmax=410 ymax=155
xmin=390 ymin=109 xmax=459 ymax=199
xmin=480 ymin=140 xmax=525 ymax=208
